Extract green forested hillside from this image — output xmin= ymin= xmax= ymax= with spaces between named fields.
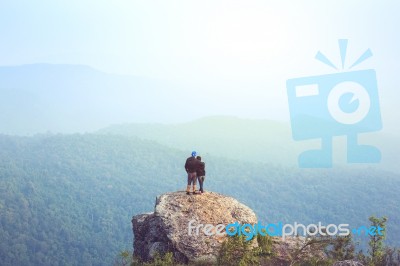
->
xmin=0 ymin=134 xmax=186 ymax=266
xmin=0 ymin=133 xmax=399 ymax=265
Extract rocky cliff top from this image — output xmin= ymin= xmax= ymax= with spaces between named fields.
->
xmin=132 ymin=191 xmax=257 ymax=263
xmin=131 ymin=191 xmax=345 ymax=265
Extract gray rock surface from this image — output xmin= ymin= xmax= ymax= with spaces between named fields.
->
xmin=132 ymin=191 xmax=257 ymax=263
xmin=132 ymin=191 xmax=332 ymax=265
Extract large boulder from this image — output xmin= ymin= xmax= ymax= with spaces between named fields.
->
xmin=132 ymin=191 xmax=257 ymax=263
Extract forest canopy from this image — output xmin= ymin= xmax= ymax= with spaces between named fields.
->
xmin=0 ymin=133 xmax=399 ymax=265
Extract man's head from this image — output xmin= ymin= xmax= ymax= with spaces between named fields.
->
xmin=191 ymin=151 xmax=197 ymax=157
xmin=196 ymin=156 xmax=202 ymax=161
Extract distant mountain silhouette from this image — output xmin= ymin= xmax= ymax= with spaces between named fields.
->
xmin=1 ymin=64 xmax=397 ymax=172
xmin=100 ymin=116 xmax=303 ymax=166
xmin=0 ymin=63 xmax=192 ymax=134
xmin=100 ymin=116 xmax=398 ymax=172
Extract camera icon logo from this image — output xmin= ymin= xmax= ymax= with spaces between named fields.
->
xmin=286 ymin=40 xmax=382 ymax=168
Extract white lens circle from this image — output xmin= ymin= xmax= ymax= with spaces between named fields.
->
xmin=327 ymin=81 xmax=370 ymax=124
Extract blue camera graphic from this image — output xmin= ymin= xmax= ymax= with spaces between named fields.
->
xmin=286 ymin=40 xmax=382 ymax=168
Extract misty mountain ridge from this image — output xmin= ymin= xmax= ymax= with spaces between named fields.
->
xmin=100 ymin=116 xmax=398 ymax=173
xmin=100 ymin=116 xmax=300 ymax=165
xmin=1 ymin=63 xmax=397 ymax=172
xmin=0 ymin=63 xmax=199 ymax=134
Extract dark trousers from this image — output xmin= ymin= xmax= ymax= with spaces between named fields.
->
xmin=197 ymin=176 xmax=205 ymax=191
xmin=187 ymin=172 xmax=197 ymax=185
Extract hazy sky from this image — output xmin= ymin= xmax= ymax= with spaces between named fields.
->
xmin=1 ymin=0 xmax=399 ymax=130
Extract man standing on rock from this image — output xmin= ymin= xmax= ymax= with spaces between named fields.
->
xmin=185 ymin=151 xmax=199 ymax=195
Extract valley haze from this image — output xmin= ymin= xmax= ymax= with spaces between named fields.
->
xmin=1 ymin=1 xmax=399 ymax=265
